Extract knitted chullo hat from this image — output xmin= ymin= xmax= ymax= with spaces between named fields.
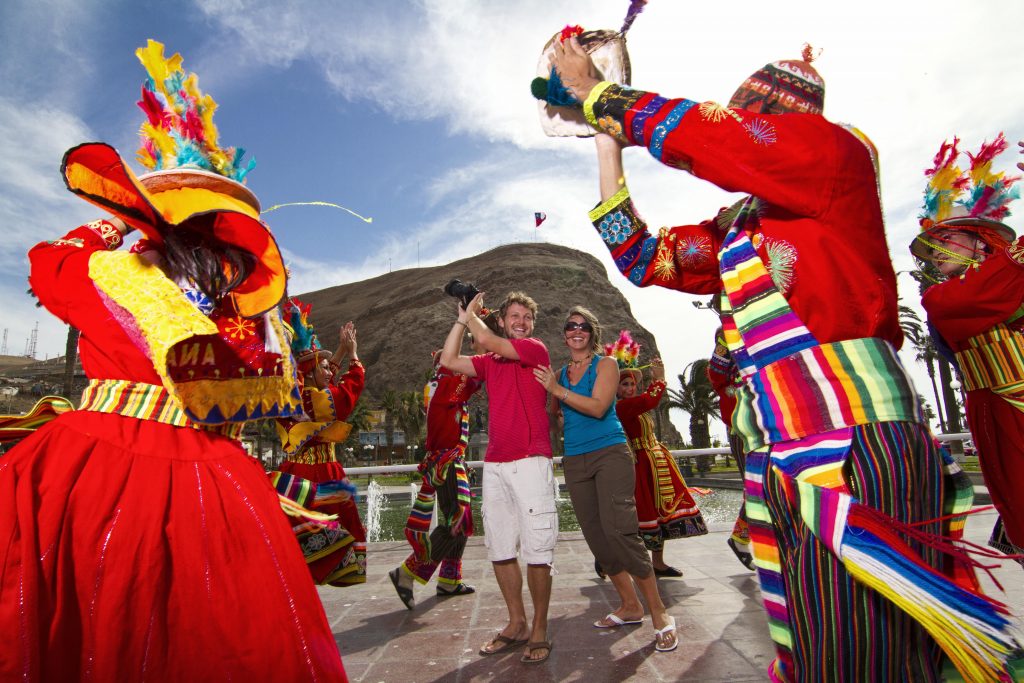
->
xmin=728 ymin=44 xmax=825 ymax=115
xmin=909 ymin=133 xmax=1019 ymax=264
xmin=283 ymin=298 xmax=331 ymax=373
xmin=60 ymin=39 xmax=286 ymax=318
xmin=605 ymin=330 xmax=641 ymax=377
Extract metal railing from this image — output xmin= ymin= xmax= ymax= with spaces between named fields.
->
xmin=334 ymin=432 xmax=974 ymax=477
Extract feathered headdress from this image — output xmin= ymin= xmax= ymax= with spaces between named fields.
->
xmin=135 ymin=39 xmax=255 ymax=182
xmin=61 ymin=39 xmax=287 ymax=318
xmin=604 ymin=330 xmax=641 ymax=373
xmin=910 ymin=133 xmax=1020 ymax=263
xmin=283 ymin=298 xmax=329 ymax=370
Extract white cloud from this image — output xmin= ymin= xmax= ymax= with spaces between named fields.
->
xmin=0 ymin=98 xmax=100 ymax=271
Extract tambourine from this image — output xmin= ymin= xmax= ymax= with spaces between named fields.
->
xmin=534 ymin=28 xmax=631 ymax=138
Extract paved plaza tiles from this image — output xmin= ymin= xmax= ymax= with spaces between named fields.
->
xmin=320 ymin=510 xmax=1023 ymax=682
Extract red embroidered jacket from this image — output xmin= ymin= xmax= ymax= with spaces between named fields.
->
xmin=923 ymin=242 xmax=1024 ymax=350
xmin=586 ymin=83 xmax=902 ymax=348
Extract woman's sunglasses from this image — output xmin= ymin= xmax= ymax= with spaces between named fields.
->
xmin=563 ymin=321 xmax=593 ymax=333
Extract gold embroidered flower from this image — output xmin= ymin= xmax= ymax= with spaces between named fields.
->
xmin=225 ymin=316 xmax=256 ymax=340
xmin=699 ymin=101 xmax=743 ymax=124
xmin=653 ymin=245 xmax=676 ymax=281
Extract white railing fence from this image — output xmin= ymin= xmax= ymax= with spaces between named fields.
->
xmin=335 ymin=432 xmax=974 ymax=477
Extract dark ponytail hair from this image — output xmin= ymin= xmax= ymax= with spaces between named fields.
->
xmin=160 ymin=214 xmax=257 ymax=307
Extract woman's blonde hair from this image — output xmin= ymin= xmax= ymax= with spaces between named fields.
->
xmin=564 ymin=306 xmax=603 ymax=354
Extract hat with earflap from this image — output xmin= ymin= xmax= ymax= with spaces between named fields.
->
xmin=60 ymin=39 xmax=286 ymax=318
xmin=909 ymin=133 xmax=1019 ymax=268
xmin=728 ymin=44 xmax=825 ymax=115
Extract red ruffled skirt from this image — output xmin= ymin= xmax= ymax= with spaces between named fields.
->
xmin=277 ymin=459 xmax=367 ymax=586
xmin=0 ymin=411 xmax=346 ymax=682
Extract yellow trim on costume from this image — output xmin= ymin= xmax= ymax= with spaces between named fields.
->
xmin=588 ymin=185 xmax=631 ymax=223
xmin=89 ymin=251 xmax=218 ymax=388
xmin=583 ymin=81 xmax=615 ymax=128
xmin=276 ymin=420 xmax=353 ymax=456
xmin=306 ymin=387 xmax=337 ymax=423
xmin=89 ymin=251 xmax=299 ymax=424
xmin=78 ymin=379 xmax=244 ymax=438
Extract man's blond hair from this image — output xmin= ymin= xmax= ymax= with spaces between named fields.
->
xmin=498 ymin=291 xmax=539 ymax=320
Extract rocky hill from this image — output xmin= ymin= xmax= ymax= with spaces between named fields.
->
xmin=299 ymin=242 xmax=681 ymax=443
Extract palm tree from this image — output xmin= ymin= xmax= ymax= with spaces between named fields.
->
xmin=343 ymin=398 xmax=373 ymax=446
xmin=380 ymin=389 xmax=400 ymax=452
xmin=62 ymin=326 xmax=80 ymax=398
xmin=899 ymin=305 xmax=946 ymax=430
xmin=395 ymin=390 xmax=426 ymax=461
xmin=910 ymin=270 xmax=968 ymax=436
xmin=665 ymin=359 xmax=719 ymax=472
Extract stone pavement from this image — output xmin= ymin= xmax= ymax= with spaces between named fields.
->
xmin=320 ymin=510 xmax=1023 ymax=683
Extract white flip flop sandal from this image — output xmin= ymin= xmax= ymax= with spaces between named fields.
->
xmin=593 ymin=612 xmax=643 ymax=628
xmin=654 ymin=615 xmax=678 ymax=652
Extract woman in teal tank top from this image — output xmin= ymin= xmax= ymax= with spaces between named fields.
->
xmin=533 ymin=306 xmax=677 ymax=653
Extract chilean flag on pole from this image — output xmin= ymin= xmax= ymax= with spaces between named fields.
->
xmin=534 ymin=212 xmax=547 ymax=227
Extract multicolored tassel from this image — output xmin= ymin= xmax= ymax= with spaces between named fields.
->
xmin=797 ymin=480 xmax=1023 ymax=683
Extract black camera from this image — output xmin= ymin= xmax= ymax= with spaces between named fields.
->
xmin=443 ymin=279 xmax=480 ymax=309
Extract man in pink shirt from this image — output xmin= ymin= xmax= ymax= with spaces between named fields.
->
xmin=441 ymin=291 xmax=556 ymax=664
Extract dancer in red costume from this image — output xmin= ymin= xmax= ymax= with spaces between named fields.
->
xmin=706 ymin=327 xmax=754 ymax=570
xmin=546 ymin=35 xmax=1023 ymax=682
xmin=389 ymin=341 xmax=484 ymax=609
xmin=910 ymin=133 xmax=1024 ymax=560
xmin=0 ymin=41 xmax=346 ymax=682
xmin=607 ymin=331 xmax=706 ymax=578
xmin=275 ymin=303 xmax=368 ymax=586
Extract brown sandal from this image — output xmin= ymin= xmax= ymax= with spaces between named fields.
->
xmin=478 ymin=633 xmax=528 ymax=656
xmin=520 ymin=640 xmax=553 ymax=664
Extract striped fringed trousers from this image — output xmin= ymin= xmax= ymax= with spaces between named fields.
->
xmin=749 ymin=421 xmax=956 ymax=682
xmin=402 ymin=471 xmax=469 ymax=584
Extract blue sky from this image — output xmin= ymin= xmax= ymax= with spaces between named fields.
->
xmin=2 ymin=1 xmax=1023 ymax=438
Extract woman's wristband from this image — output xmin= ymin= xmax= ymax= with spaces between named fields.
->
xmin=454 ymin=320 xmax=468 ymax=329
xmin=560 ymin=387 xmax=570 ymax=401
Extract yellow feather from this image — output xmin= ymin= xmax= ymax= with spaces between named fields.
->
xmin=140 ymin=122 xmax=177 ymax=166
xmin=183 ymin=73 xmax=200 ymax=101
xmin=134 ymin=40 xmax=182 ymax=97
xmin=135 ymin=147 xmax=156 ymax=170
xmin=971 ymin=160 xmax=1000 ymax=188
xmin=198 ymin=94 xmax=220 ymax=147
xmin=207 ymin=149 xmax=230 ymax=174
xmin=929 ymin=164 xmax=964 ymax=222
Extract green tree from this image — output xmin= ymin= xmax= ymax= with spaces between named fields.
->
xmin=899 ymin=305 xmax=946 ymax=430
xmin=665 ymin=359 xmax=719 ymax=472
xmin=342 ymin=397 xmax=373 ymax=448
xmin=62 ymin=326 xmax=79 ymax=399
xmin=380 ymin=389 xmax=400 ymax=451
xmin=395 ymin=390 xmax=426 ymax=462
xmin=908 ymin=273 xmax=964 ymax=439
